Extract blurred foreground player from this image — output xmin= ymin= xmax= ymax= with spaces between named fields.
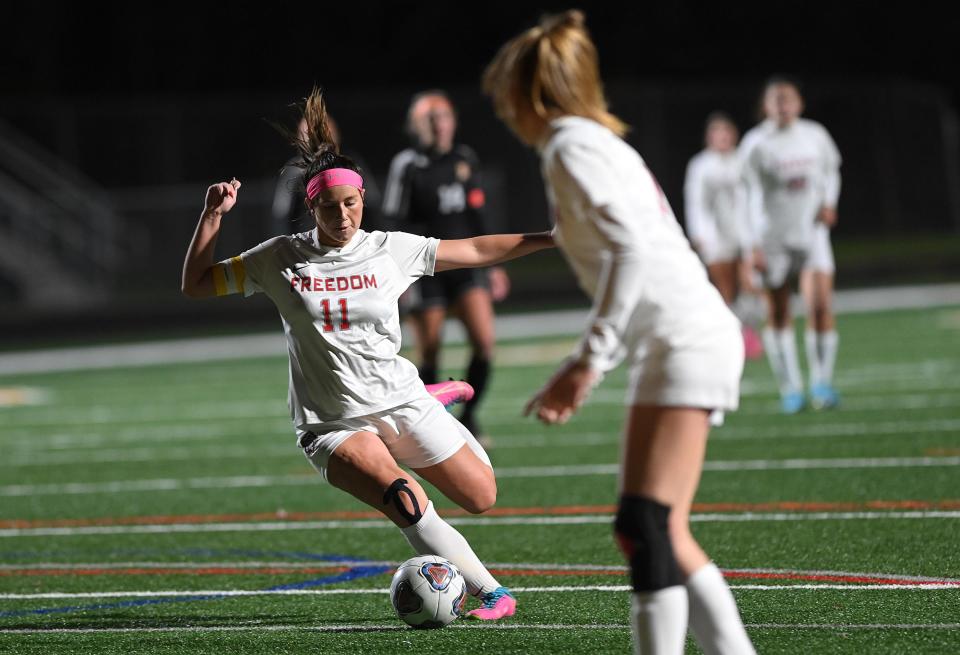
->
xmin=484 ymin=11 xmax=756 ymax=655
xmin=182 ymin=88 xmax=555 ymax=619
xmin=740 ymin=77 xmax=842 ymax=413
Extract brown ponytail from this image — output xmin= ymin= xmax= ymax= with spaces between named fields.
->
xmin=275 ymin=87 xmax=361 ymax=193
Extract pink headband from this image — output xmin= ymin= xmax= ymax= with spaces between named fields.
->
xmin=306 ymin=168 xmax=364 ymax=199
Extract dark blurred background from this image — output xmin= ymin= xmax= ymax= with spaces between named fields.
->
xmin=2 ymin=1 xmax=959 ymax=342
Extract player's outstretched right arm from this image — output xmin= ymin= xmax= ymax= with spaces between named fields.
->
xmin=181 ymin=179 xmax=241 ymax=298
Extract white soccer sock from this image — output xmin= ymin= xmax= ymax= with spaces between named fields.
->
xmin=686 ymin=563 xmax=756 ymax=655
xmin=761 ymin=328 xmax=786 ymax=394
xmin=762 ymin=327 xmax=800 ymax=396
xmin=818 ymin=330 xmax=839 ymax=384
xmin=630 ymin=586 xmax=688 ymax=655
xmin=804 ymin=330 xmax=823 ymax=387
xmin=776 ymin=328 xmax=803 ymax=394
xmin=400 ymin=501 xmax=499 ymax=597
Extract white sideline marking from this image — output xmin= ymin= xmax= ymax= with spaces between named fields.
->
xmin=2 ymin=284 xmax=956 ymax=375
xmin=5 ymin=414 xmax=960 ymax=458
xmin=4 ymin=455 xmax=958 ymax=498
xmin=2 ymin=622 xmax=957 ymax=635
xmin=6 ymin=414 xmax=960 ymax=463
xmin=0 ymin=422 xmax=288 ymax=451
xmin=3 ymin=511 xmax=959 ymax=538
xmin=2 ymin=583 xmax=959 ymax=601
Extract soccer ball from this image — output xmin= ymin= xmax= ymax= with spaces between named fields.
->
xmin=389 ymin=555 xmax=467 ymax=629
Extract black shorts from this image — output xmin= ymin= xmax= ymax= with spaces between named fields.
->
xmin=407 ymin=268 xmax=489 ymax=311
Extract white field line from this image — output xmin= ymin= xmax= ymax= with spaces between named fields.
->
xmin=4 ymin=511 xmax=960 ymax=539
xmin=2 ymin=583 xmax=960 ymax=602
xmin=2 ymin=374 xmax=957 ymax=431
xmin=7 ymin=417 xmax=960 ymax=467
xmin=709 ymin=392 xmax=959 ymax=414
xmin=6 ymin=414 xmax=960 ymax=457
xmin=485 ymin=414 xmax=960 ymax=439
xmin=1 ymin=445 xmax=299 ymax=467
xmin=2 ymin=622 xmax=958 ymax=635
xmin=0 ymin=400 xmax=289 ymax=429
xmin=2 ymin=284 xmax=958 ymax=376
xmin=6 ymin=416 xmax=960 ymax=464
xmin=4 ymin=455 xmax=959 ymax=498
xmin=0 ymin=422 xmax=289 ymax=451
xmin=10 ymin=367 xmax=956 ymax=430
xmin=710 ymin=418 xmax=960 ymax=441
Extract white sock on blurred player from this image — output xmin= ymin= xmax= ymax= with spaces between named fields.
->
xmin=776 ymin=328 xmax=803 ymax=394
xmin=763 ymin=327 xmax=801 ymax=396
xmin=804 ymin=330 xmax=823 ymax=386
xmin=631 ymin=586 xmax=688 ymax=655
xmin=818 ymin=330 xmax=839 ymax=384
xmin=400 ymin=500 xmax=499 ymax=596
xmin=686 ymin=563 xmax=756 ymax=655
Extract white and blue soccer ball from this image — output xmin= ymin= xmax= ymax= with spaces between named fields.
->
xmin=389 ymin=555 xmax=467 ymax=629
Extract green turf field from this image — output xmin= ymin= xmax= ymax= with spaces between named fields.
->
xmin=1 ymin=306 xmax=959 ymax=654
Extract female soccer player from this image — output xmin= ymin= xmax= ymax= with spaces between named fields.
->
xmin=684 ymin=112 xmax=763 ymax=359
xmin=484 ymin=11 xmax=755 ymax=654
xmin=181 ymin=89 xmax=553 ymax=620
xmin=740 ymin=77 xmax=842 ymax=413
xmin=382 ymin=91 xmax=508 ymax=441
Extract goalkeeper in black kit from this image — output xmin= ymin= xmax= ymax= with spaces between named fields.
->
xmin=382 ymin=90 xmax=509 ymax=443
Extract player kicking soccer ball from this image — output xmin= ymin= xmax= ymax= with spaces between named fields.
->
xmin=181 ymin=88 xmax=550 ymax=621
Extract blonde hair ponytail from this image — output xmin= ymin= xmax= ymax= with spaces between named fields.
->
xmin=484 ymin=10 xmax=627 ymax=137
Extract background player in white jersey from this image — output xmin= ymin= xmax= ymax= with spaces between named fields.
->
xmin=484 ymin=11 xmax=755 ymax=655
xmin=740 ymin=76 xmax=842 ymax=413
xmin=684 ymin=112 xmax=763 ymax=359
xmin=181 ymin=88 xmax=554 ymax=621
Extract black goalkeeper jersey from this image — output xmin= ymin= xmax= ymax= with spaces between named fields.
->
xmin=381 ymin=145 xmax=490 ymax=240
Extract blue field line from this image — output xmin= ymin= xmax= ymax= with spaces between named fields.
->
xmin=0 ymin=552 xmax=392 ymax=619
xmin=266 ymin=565 xmax=392 ymax=591
xmin=0 ymin=547 xmax=370 ymax=563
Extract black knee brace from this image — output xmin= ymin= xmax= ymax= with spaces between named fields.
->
xmin=613 ymin=496 xmax=683 ymax=592
xmin=383 ymin=478 xmax=423 ymax=526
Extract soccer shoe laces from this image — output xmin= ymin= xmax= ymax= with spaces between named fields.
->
xmin=479 ymin=586 xmax=512 ymax=608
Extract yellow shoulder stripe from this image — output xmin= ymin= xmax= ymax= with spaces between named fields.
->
xmin=230 ymin=256 xmax=246 ymax=294
xmin=212 ymin=264 xmax=228 ymax=296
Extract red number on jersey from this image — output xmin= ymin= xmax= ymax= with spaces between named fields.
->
xmin=321 ymin=298 xmax=351 ymax=332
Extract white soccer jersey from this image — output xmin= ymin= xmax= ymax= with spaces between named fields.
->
xmin=739 ymin=118 xmax=841 ymax=250
xmin=683 ymin=149 xmax=751 ymax=253
xmin=539 ymin=116 xmax=739 ymax=373
xmin=214 ymin=229 xmax=439 ymax=427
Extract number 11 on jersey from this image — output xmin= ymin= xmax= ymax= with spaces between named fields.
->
xmin=320 ymin=298 xmax=351 ymax=332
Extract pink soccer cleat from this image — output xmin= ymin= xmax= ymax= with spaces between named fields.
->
xmin=466 ymin=587 xmax=516 ymax=621
xmin=426 ymin=380 xmax=475 ymax=409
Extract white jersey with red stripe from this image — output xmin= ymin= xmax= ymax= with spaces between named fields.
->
xmin=539 ymin=116 xmax=738 ymax=374
xmin=214 ymin=228 xmax=438 ymax=427
xmin=739 ymin=118 xmax=842 ymax=251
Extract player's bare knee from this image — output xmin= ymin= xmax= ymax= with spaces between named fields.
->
xmin=463 ymin=485 xmax=497 ymax=514
xmin=614 ymin=495 xmax=683 ymax=592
